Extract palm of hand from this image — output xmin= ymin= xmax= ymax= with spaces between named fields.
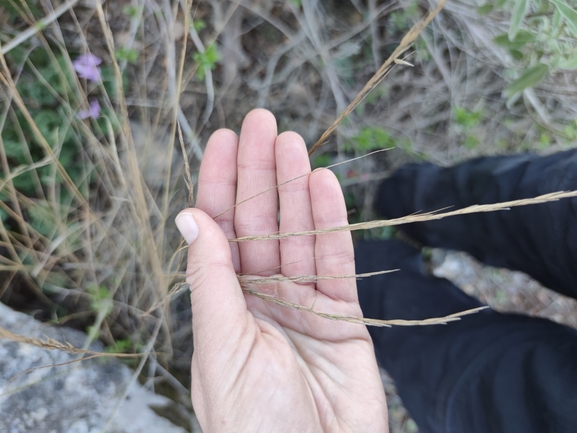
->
xmin=187 ymin=110 xmax=387 ymax=432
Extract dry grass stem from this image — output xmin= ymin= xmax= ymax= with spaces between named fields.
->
xmin=0 ymin=326 xmax=140 ymax=358
xmin=242 ymin=289 xmax=487 ymax=327
xmin=307 ymin=0 xmax=447 ymax=156
xmin=152 ymin=270 xmax=397 ymax=313
xmin=238 ymin=270 xmax=398 ymax=286
xmin=231 ymin=190 xmax=577 ymax=242
xmin=2 ymin=355 xmax=106 ymax=391
xmin=177 ymin=123 xmax=195 ymax=207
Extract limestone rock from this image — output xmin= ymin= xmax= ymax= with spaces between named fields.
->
xmin=0 ymin=302 xmax=189 ymax=433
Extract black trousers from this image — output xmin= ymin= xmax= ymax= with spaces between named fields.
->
xmin=356 ymin=149 xmax=577 ymax=433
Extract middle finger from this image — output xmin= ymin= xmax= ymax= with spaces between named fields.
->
xmin=234 ymin=109 xmax=281 ymax=275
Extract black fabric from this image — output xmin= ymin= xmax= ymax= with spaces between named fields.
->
xmin=356 ymin=240 xmax=577 ymax=433
xmin=374 ymin=149 xmax=577 ymax=300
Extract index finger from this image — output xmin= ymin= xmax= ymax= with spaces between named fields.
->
xmin=196 ymin=128 xmax=240 ymax=271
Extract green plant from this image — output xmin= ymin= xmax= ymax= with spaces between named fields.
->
xmin=115 ymin=46 xmax=140 ymax=64
xmin=192 ymin=19 xmax=206 ymax=32
xmin=0 ymin=48 xmax=116 ymax=241
xmin=87 ymin=284 xmax=114 ymax=315
xmin=193 ymin=43 xmax=221 ymax=80
xmin=346 ymin=126 xmax=400 ymax=152
xmin=86 ymin=284 xmax=114 ymax=341
xmin=454 ymin=107 xmax=484 ymax=128
xmin=478 ymin=0 xmax=577 ymax=97
xmin=122 ymin=4 xmax=140 ymax=18
xmin=453 ymin=107 xmax=484 ymax=149
xmin=388 ymin=1 xmax=420 ymax=33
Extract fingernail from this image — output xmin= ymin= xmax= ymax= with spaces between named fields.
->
xmin=175 ymin=212 xmax=199 ymax=244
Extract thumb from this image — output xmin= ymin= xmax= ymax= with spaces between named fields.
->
xmin=175 ymin=209 xmax=247 ymax=339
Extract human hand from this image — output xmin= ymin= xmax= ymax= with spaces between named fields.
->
xmin=176 ymin=109 xmax=388 ymax=432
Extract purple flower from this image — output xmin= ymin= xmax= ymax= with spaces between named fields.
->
xmin=79 ymin=99 xmax=101 ymax=119
xmin=73 ymin=53 xmax=102 ymax=82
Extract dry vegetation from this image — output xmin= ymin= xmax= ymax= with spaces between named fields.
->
xmin=1 ymin=0 xmax=576 ymax=431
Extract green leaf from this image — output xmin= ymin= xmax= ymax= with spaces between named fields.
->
xmin=204 ymin=43 xmax=221 ymax=64
xmin=558 ymin=54 xmax=577 ymax=69
xmin=106 ymin=338 xmax=133 ymax=353
xmin=454 ymin=107 xmax=484 ymax=128
xmin=122 ymin=5 xmax=139 ymax=17
xmin=12 ymin=172 xmax=37 ymax=195
xmin=2 ymin=139 xmax=26 ymax=161
xmin=550 ymin=0 xmax=577 ymax=36
xmin=193 ymin=43 xmax=221 ymax=80
xmin=477 ymin=4 xmax=494 ymax=15
xmin=87 ymin=284 xmax=114 ymax=314
xmin=564 ymin=123 xmax=577 ymax=140
xmin=552 ymin=7 xmax=562 ymax=30
xmin=509 ymin=0 xmax=529 ymax=40
xmin=115 ymin=47 xmax=139 ymax=64
xmin=494 ymin=30 xmax=536 ymax=49
xmin=505 ymin=63 xmax=549 ymax=96
xmin=350 ymin=127 xmax=396 ymax=151
xmin=549 ymin=38 xmax=561 ymax=55
xmin=509 ymin=49 xmax=524 ymax=60
xmin=193 ymin=19 xmax=206 ymax=32
xmin=101 ymin=66 xmax=118 ymax=100
xmin=33 ymin=110 xmax=62 ymax=147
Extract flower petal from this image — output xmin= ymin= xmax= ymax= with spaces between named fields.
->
xmin=79 ymin=100 xmax=101 ymax=119
xmin=73 ymin=53 xmax=102 ymax=82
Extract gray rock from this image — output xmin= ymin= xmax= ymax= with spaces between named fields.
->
xmin=0 ymin=302 xmax=189 ymax=433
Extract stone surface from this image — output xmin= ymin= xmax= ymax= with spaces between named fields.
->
xmin=0 ymin=302 xmax=189 ymax=433
xmin=432 ymin=249 xmax=577 ymax=330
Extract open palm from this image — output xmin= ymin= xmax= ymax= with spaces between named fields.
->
xmin=178 ymin=109 xmax=388 ymax=432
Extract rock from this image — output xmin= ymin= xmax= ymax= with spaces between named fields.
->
xmin=0 ymin=302 xmax=189 ymax=433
